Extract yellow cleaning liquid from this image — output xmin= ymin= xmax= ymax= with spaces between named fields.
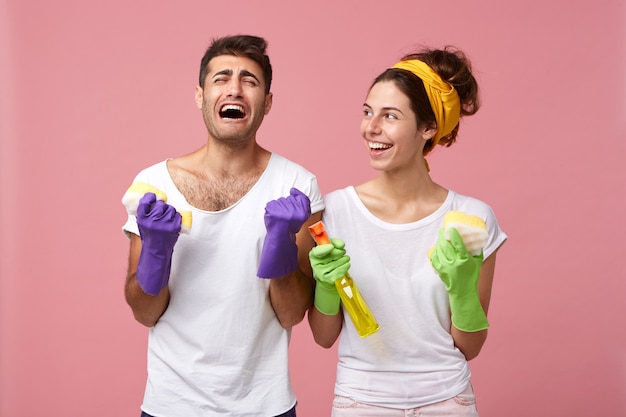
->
xmin=309 ymin=221 xmax=380 ymax=338
xmin=335 ymin=273 xmax=379 ymax=337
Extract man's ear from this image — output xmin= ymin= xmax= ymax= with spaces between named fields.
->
xmin=194 ymin=86 xmax=203 ymax=109
xmin=264 ymin=92 xmax=273 ymax=115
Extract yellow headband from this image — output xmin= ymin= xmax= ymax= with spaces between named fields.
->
xmin=392 ymin=59 xmax=461 ymax=148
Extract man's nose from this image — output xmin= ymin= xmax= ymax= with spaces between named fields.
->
xmin=227 ymin=79 xmax=243 ymax=97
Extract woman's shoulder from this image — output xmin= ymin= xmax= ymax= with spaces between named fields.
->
xmin=325 ymin=185 xmax=356 ymax=201
xmin=449 ymin=191 xmax=498 ymax=218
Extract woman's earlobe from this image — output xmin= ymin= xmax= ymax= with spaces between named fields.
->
xmin=423 ymin=127 xmax=437 ymax=141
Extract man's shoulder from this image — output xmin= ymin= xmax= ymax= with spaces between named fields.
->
xmin=268 ymin=152 xmax=316 ymax=176
xmin=130 ymin=160 xmax=171 ymax=185
xmin=134 ymin=159 xmax=168 ymax=175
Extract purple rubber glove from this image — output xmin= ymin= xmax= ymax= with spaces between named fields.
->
xmin=257 ymin=188 xmax=311 ymax=278
xmin=136 ymin=193 xmax=182 ymax=295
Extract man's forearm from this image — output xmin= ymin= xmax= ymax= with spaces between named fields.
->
xmin=269 ymin=270 xmax=314 ymax=328
xmin=125 ymin=277 xmax=170 ymax=327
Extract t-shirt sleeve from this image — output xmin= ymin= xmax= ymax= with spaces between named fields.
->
xmin=307 ymin=176 xmax=325 ymax=214
xmin=120 ymin=162 xmax=167 ymax=238
xmin=483 ymin=205 xmax=507 ymax=259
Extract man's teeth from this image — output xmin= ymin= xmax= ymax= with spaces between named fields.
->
xmin=221 ymin=105 xmax=243 ymax=112
xmin=369 ymin=142 xmax=392 ymax=149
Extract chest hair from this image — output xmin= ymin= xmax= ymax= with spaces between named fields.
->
xmin=172 ymin=170 xmax=261 ymax=212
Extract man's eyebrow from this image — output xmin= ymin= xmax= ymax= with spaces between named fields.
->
xmin=213 ymin=69 xmax=233 ymax=78
xmin=240 ymin=70 xmax=260 ymax=83
xmin=212 ymin=69 xmax=260 ymax=83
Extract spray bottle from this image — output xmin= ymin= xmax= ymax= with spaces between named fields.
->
xmin=308 ymin=221 xmax=379 ymax=337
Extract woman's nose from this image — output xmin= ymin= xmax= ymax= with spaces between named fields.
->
xmin=365 ymin=117 xmax=382 ymax=135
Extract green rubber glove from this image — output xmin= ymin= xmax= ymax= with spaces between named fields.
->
xmin=429 ymin=227 xmax=489 ymax=332
xmin=309 ymin=238 xmax=350 ymax=315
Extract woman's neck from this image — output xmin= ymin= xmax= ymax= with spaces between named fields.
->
xmin=355 ymin=170 xmax=448 ymax=224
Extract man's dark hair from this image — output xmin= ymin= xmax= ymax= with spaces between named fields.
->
xmin=199 ymin=35 xmax=273 ymax=94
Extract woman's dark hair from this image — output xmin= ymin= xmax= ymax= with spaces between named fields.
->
xmin=371 ymin=46 xmax=480 ymax=155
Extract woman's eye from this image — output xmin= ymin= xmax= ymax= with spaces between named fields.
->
xmin=363 ymin=109 xmax=372 ymax=117
xmin=385 ymin=113 xmax=397 ymax=120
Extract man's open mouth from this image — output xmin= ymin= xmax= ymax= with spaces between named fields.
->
xmin=220 ymin=104 xmax=246 ymax=119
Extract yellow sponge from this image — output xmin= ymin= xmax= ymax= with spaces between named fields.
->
xmin=122 ymin=182 xmax=192 ymax=234
xmin=178 ymin=211 xmax=193 ymax=234
xmin=122 ymin=182 xmax=168 ymax=215
xmin=443 ymin=211 xmax=487 ymax=256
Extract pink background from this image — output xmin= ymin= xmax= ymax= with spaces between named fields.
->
xmin=1 ymin=0 xmax=625 ymax=415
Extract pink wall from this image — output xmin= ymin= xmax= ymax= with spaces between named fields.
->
xmin=2 ymin=1 xmax=625 ymax=415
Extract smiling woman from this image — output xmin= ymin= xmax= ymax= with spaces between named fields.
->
xmin=306 ymin=46 xmax=507 ymax=416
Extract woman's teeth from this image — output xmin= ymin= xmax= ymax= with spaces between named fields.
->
xmin=369 ymin=142 xmax=392 ymax=150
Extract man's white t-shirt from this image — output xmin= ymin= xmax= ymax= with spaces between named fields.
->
xmin=122 ymin=153 xmax=324 ymax=417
